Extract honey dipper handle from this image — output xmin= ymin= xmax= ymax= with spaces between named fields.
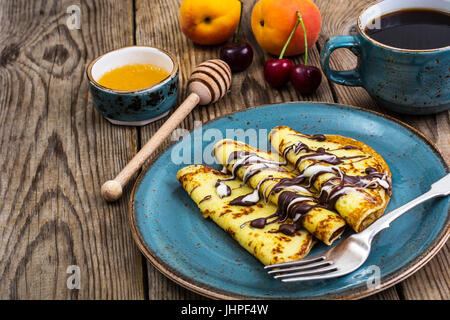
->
xmin=101 ymin=92 xmax=200 ymax=202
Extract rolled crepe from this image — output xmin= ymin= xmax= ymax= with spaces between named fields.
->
xmin=213 ymin=139 xmax=346 ymax=245
xmin=269 ymin=126 xmax=392 ymax=232
xmin=177 ymin=165 xmax=314 ymax=265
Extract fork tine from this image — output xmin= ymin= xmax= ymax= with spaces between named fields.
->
xmin=267 ymin=260 xmax=333 ymax=274
xmin=281 ymin=270 xmax=343 ymax=282
xmin=273 ymin=265 xmax=337 ymax=279
xmin=264 ymin=255 xmax=325 ymax=270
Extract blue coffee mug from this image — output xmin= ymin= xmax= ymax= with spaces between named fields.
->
xmin=320 ymin=0 xmax=449 ymax=115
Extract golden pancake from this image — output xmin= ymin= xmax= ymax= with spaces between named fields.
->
xmin=269 ymin=126 xmax=392 ymax=232
xmin=213 ymin=139 xmax=346 ymax=245
xmin=177 ymin=165 xmax=315 ymax=265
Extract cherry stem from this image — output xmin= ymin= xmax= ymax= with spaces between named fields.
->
xmin=278 ymin=11 xmax=302 ymax=60
xmin=233 ymin=1 xmax=244 ymax=43
xmin=298 ymin=11 xmax=308 ymax=66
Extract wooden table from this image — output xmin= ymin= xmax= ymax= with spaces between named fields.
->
xmin=0 ymin=0 xmax=448 ymax=300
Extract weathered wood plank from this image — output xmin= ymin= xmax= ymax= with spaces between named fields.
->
xmin=399 ymin=243 xmax=449 ymax=300
xmin=0 ymin=0 xmax=144 ymax=299
xmin=315 ymin=0 xmax=450 ymax=162
xmin=135 ymin=0 xmax=398 ymax=301
xmin=365 ymin=287 xmax=401 ymax=300
xmin=135 ymin=0 xmax=338 ymax=299
xmin=315 ymin=0 xmax=449 ymax=300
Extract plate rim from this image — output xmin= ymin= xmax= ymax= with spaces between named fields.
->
xmin=129 ymin=101 xmax=449 ymax=300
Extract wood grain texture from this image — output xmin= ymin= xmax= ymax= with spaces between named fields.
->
xmin=399 ymin=242 xmax=449 ymax=300
xmin=135 ymin=0 xmax=336 ymax=300
xmin=0 ymin=0 xmax=144 ymax=299
xmin=135 ymin=0 xmax=399 ymax=300
xmin=0 ymin=0 xmax=446 ymax=300
xmin=315 ymin=0 xmax=449 ymax=300
xmin=315 ymin=0 xmax=450 ymax=163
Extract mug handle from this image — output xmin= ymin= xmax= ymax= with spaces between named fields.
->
xmin=320 ymin=35 xmax=363 ymax=87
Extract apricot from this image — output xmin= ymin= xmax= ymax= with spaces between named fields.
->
xmin=179 ymin=0 xmax=242 ymax=45
xmin=251 ymin=0 xmax=322 ymax=56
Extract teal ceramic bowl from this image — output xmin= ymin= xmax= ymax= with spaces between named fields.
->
xmin=87 ymin=46 xmax=179 ymax=126
xmin=130 ymin=103 xmax=449 ymax=299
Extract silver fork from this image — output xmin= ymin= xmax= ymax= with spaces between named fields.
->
xmin=265 ymin=173 xmax=450 ymax=282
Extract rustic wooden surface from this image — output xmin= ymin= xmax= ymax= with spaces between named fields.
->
xmin=0 ymin=0 xmax=448 ymax=300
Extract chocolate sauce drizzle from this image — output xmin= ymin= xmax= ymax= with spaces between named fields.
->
xmin=189 ymin=185 xmax=199 ymax=196
xmin=199 ymin=195 xmax=212 ymax=204
xmin=291 ymin=133 xmax=327 ymax=142
xmin=247 ymin=191 xmax=324 ymax=236
xmin=215 ymin=180 xmax=231 ymax=198
xmin=302 ymin=164 xmax=392 ymax=206
xmin=229 ymin=176 xmax=280 ymax=206
xmin=219 ymin=141 xmax=391 ymax=237
xmin=229 ymin=194 xmax=255 ymax=206
xmin=215 ymin=151 xmax=287 ymax=203
xmin=281 ymin=137 xmax=392 ymax=210
xmin=288 ymin=145 xmax=367 ymax=168
xmin=218 ymin=150 xmax=324 ymax=236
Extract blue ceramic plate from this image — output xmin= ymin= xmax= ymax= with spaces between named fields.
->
xmin=130 ymin=103 xmax=449 ymax=299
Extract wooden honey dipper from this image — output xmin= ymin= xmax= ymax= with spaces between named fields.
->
xmin=101 ymin=59 xmax=232 ymax=202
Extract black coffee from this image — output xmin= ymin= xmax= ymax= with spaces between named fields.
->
xmin=364 ymin=9 xmax=450 ymax=50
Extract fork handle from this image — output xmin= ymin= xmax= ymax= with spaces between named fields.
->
xmin=362 ymin=173 xmax=450 ymax=242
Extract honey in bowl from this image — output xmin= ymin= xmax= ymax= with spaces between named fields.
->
xmin=98 ymin=63 xmax=170 ymax=91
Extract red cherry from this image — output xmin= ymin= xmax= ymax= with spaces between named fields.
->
xmin=264 ymin=58 xmax=294 ymax=88
xmin=263 ymin=11 xmax=301 ymax=88
xmin=219 ymin=2 xmax=253 ymax=73
xmin=220 ymin=41 xmax=253 ymax=72
xmin=290 ymin=64 xmax=322 ymax=95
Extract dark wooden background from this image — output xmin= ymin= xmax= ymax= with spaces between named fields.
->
xmin=0 ymin=0 xmax=448 ymax=299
